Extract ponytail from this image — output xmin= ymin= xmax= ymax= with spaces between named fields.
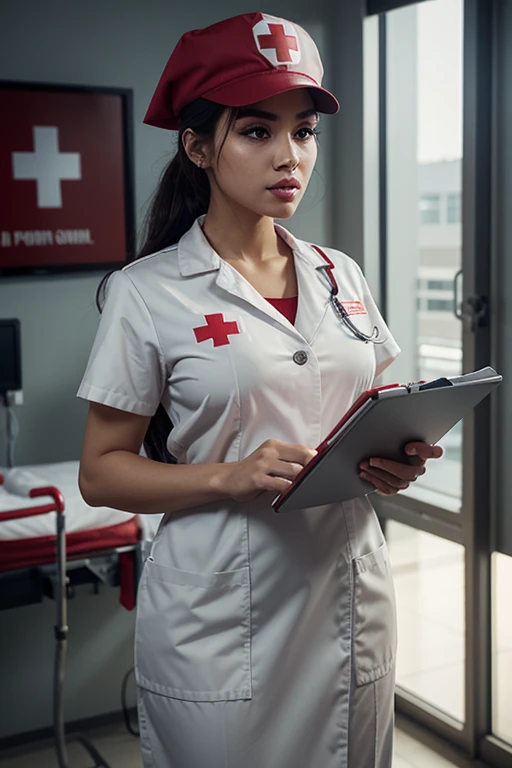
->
xmin=138 ymin=98 xmax=225 ymax=256
xmin=95 ymin=98 xmax=237 ymax=463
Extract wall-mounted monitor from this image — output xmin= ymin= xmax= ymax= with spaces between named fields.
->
xmin=0 ymin=318 xmax=22 ymax=396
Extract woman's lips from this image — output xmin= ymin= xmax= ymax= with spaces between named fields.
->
xmin=268 ymin=187 xmax=300 ymax=201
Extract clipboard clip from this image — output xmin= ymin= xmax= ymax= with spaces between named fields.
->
xmin=405 ymin=381 xmax=424 ymax=394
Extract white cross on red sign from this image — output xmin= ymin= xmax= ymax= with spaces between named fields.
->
xmin=0 ymin=85 xmax=129 ymax=272
xmin=12 ymin=126 xmax=81 ymax=209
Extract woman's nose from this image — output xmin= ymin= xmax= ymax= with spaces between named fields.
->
xmin=273 ymin=136 xmax=300 ymax=171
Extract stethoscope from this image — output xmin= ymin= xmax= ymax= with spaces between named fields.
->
xmin=311 ymin=245 xmax=385 ymax=344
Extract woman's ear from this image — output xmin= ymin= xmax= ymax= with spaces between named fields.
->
xmin=181 ymin=129 xmax=208 ymax=169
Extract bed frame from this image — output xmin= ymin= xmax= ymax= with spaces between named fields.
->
xmin=0 ymin=472 xmax=141 ymax=768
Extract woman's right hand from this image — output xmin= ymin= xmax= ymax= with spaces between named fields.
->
xmin=223 ymin=439 xmax=318 ymax=503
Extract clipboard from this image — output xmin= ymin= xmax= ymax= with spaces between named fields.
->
xmin=272 ymin=366 xmax=502 ymax=513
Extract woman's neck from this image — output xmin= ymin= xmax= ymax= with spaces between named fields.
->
xmin=201 ymin=203 xmax=297 ymax=299
xmin=201 ymin=205 xmax=286 ymax=265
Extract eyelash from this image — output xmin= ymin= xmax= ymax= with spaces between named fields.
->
xmin=239 ymin=125 xmax=321 ymax=141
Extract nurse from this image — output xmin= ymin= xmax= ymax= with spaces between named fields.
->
xmin=78 ymin=12 xmax=442 ymax=768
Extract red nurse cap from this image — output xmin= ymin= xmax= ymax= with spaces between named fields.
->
xmin=144 ymin=11 xmax=340 ymax=130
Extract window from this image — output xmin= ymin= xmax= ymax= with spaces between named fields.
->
xmin=447 ymin=192 xmax=461 ymax=223
xmin=384 ymin=0 xmax=463 ymax=506
xmin=420 ymin=193 xmax=441 ymax=224
xmin=427 ymin=298 xmax=453 ymax=311
xmin=428 ymin=279 xmax=453 ymax=291
xmin=417 ymin=275 xmax=456 ymax=314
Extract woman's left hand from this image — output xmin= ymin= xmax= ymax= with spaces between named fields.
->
xmin=359 ymin=442 xmax=444 ymax=496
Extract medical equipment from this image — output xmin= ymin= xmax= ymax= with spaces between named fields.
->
xmin=311 ymin=246 xmax=385 ymax=344
xmin=0 ymin=463 xmax=146 ymax=766
xmin=0 ymin=318 xmax=23 ymax=469
xmin=0 ymin=319 xmax=22 ymax=400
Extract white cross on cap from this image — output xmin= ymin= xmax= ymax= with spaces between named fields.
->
xmin=12 ymin=126 xmax=81 ymax=209
xmin=253 ymin=16 xmax=301 ymax=67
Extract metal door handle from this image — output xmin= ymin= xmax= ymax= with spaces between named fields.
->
xmin=452 ymin=270 xmax=488 ymax=330
xmin=453 ymin=269 xmax=463 ymax=320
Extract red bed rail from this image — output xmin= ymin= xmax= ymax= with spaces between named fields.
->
xmin=0 ymin=472 xmax=137 ymax=611
xmin=0 ymin=473 xmax=65 ymax=520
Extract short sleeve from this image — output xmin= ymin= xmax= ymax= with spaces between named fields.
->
xmin=357 ymin=266 xmax=401 ymax=378
xmin=77 ymin=270 xmax=166 ymax=416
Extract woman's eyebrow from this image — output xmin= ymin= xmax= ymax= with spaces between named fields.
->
xmin=296 ymin=109 xmax=319 ymax=120
xmin=235 ymin=108 xmax=319 ymax=121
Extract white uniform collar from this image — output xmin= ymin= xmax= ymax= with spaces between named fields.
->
xmin=177 ymin=215 xmax=327 ymax=277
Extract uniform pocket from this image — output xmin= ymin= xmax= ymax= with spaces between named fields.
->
xmin=352 ymin=542 xmax=397 ymax=686
xmin=135 ymin=558 xmax=252 ymax=702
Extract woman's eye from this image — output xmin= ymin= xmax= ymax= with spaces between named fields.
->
xmin=296 ymin=127 xmax=320 ymax=140
xmin=239 ymin=125 xmax=320 ymax=141
xmin=241 ymin=126 xmax=270 ymax=140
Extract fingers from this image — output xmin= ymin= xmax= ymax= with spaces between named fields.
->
xmin=405 ymin=442 xmax=443 ymax=460
xmin=360 ymin=440 xmax=443 ymax=496
xmin=259 ymin=475 xmax=293 ymax=494
xmin=360 ymin=466 xmax=410 ymax=493
xmin=360 ymin=470 xmax=402 ymax=495
xmin=274 ymin=441 xmax=318 ymax=466
xmin=231 ymin=440 xmax=318 ymax=503
xmin=268 ymin=460 xmax=305 ymax=481
xmin=359 ymin=442 xmax=443 ymax=494
xmin=260 ymin=439 xmax=317 ymax=468
xmin=360 ymin=457 xmax=426 ymax=482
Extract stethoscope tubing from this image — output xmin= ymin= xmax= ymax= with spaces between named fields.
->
xmin=311 ymin=245 xmax=386 ymax=345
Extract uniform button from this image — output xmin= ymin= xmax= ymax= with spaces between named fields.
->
xmin=293 ymin=350 xmax=308 ymax=366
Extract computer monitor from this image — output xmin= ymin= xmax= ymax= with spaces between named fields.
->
xmin=0 ymin=319 xmax=22 ymax=397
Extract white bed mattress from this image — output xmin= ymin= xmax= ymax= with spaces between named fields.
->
xmin=0 ymin=461 xmax=137 ymax=541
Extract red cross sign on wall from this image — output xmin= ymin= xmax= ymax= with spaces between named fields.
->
xmin=257 ymin=24 xmax=299 ymax=63
xmin=0 ymin=84 xmax=129 ymax=274
xmin=193 ymin=313 xmax=240 ymax=347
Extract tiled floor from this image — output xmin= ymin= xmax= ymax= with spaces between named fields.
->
xmin=0 ymin=723 xmax=476 ymax=767
xmin=394 ymin=728 xmax=463 ymax=768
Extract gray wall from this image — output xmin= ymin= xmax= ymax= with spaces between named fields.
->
xmin=0 ymin=585 xmax=137 ymax=740
xmin=0 ymin=0 xmax=367 ymax=740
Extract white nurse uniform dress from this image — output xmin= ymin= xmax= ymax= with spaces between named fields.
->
xmin=77 ymin=214 xmax=401 ymax=768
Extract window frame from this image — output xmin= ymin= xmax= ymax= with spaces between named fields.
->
xmin=368 ymin=1 xmax=512 ymax=765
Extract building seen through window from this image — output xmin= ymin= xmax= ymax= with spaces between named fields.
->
xmin=417 ymin=158 xmax=461 ymax=387
xmin=419 ymin=193 xmax=440 ymax=224
xmin=447 ymin=191 xmax=461 ymax=223
xmin=419 ymin=188 xmax=461 ymax=226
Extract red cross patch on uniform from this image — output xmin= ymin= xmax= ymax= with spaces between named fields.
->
xmin=253 ymin=18 xmax=301 ymax=67
xmin=193 ymin=313 xmax=240 ymax=347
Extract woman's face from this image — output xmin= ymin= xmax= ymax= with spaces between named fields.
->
xmin=207 ymin=89 xmax=319 ymax=220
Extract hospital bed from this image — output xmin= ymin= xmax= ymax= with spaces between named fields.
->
xmin=0 ymin=460 xmax=161 ymax=608
xmin=0 ymin=460 xmax=160 ymax=766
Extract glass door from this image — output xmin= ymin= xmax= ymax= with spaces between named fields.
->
xmin=383 ymin=0 xmax=464 ymax=512
xmin=363 ymin=1 xmax=512 ymax=765
xmin=383 ymin=0 xmax=467 ymax=727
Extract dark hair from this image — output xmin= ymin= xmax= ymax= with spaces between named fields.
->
xmin=96 ymin=98 xmax=238 ymax=463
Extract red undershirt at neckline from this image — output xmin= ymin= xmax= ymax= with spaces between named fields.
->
xmin=264 ymin=296 xmax=298 ymax=325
